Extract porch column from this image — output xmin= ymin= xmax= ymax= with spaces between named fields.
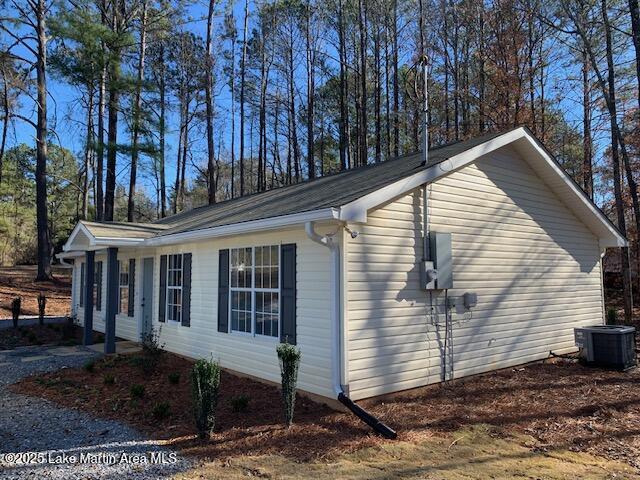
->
xmin=83 ymin=251 xmax=95 ymax=346
xmin=104 ymin=247 xmax=118 ymax=354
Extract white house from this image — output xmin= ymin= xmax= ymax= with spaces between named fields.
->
xmin=59 ymin=127 xmax=625 ymax=407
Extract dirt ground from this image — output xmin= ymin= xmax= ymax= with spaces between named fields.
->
xmin=0 ymin=265 xmax=72 ymax=318
xmin=13 ymin=349 xmax=640 ymax=477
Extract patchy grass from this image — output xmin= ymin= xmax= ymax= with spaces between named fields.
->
xmin=175 ymin=425 xmax=639 ymax=479
xmin=12 ymin=350 xmax=640 ymax=475
xmin=0 ymin=265 xmax=71 ymax=318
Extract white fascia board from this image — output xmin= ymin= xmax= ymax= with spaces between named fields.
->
xmin=338 ymin=127 xmax=627 ymax=248
xmin=144 ymin=208 xmax=341 ymax=246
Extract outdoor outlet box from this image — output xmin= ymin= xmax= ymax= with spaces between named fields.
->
xmin=463 ymin=292 xmax=477 ymax=309
xmin=427 ymin=232 xmax=453 ymax=290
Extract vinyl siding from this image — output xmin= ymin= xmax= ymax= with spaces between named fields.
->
xmin=75 ymin=251 xmax=141 ymax=342
xmin=151 ymin=227 xmax=334 ymax=399
xmin=69 ymin=227 xmax=334 ymax=398
xmin=346 ymin=146 xmax=604 ymax=400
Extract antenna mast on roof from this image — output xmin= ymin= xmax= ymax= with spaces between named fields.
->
xmin=421 ymin=54 xmax=429 ymax=166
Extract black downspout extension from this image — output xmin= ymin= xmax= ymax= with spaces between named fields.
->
xmin=338 ymin=392 xmax=398 ymax=439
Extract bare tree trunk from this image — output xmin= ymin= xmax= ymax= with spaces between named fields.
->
xmin=104 ymin=1 xmax=121 ymax=222
xmin=230 ymin=32 xmax=236 ymax=198
xmin=35 ymin=0 xmax=51 ymax=280
xmin=0 ymin=67 xmax=9 ymax=187
xmin=206 ymin=0 xmax=217 ymax=204
xmin=629 ymin=0 xmax=640 ymax=110
xmin=96 ymin=55 xmax=106 ymax=221
xmin=83 ymin=87 xmax=95 ymax=220
xmin=288 ymin=26 xmax=300 ymax=182
xmin=337 ymin=0 xmax=348 ymax=170
xmin=158 ymin=44 xmax=167 ymax=218
xmin=306 ymin=0 xmax=315 ymax=179
xmin=601 ymin=0 xmax=633 ymax=321
xmin=581 ymin=46 xmax=593 ymax=199
xmin=128 ymin=0 xmax=148 ymax=222
xmin=239 ymin=0 xmax=249 ymax=196
xmin=374 ymin=21 xmax=381 ymax=163
xmin=358 ymin=0 xmax=367 ymax=166
xmin=392 ymin=0 xmax=399 ymax=157
xmin=478 ymin=3 xmax=485 ymax=133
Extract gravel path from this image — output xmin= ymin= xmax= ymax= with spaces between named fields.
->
xmin=0 ymin=345 xmax=194 ymax=479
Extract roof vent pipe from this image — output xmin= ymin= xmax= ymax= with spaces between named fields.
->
xmin=421 ymin=56 xmax=429 ymax=166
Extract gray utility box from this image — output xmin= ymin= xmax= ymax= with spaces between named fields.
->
xmin=574 ymin=325 xmax=636 ymax=371
xmin=422 ymin=232 xmax=453 ymax=290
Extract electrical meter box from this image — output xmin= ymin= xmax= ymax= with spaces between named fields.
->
xmin=422 ymin=232 xmax=453 ymax=290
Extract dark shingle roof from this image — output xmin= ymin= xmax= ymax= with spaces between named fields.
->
xmin=154 ymin=130 xmax=507 ymax=236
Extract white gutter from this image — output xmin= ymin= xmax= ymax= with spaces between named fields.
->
xmin=305 ymin=221 xmax=345 ymax=396
xmin=147 ymin=208 xmax=340 ymax=247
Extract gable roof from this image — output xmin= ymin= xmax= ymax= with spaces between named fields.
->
xmin=61 ymin=127 xmax=626 ymax=252
xmin=153 ymin=130 xmax=507 ymax=237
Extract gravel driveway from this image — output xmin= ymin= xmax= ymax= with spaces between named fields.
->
xmin=0 ymin=345 xmax=194 ymax=479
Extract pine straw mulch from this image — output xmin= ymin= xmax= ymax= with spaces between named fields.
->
xmin=0 ymin=324 xmax=104 ymax=350
xmin=12 ymin=351 xmax=640 ymax=468
xmin=0 ymin=266 xmax=71 ymax=318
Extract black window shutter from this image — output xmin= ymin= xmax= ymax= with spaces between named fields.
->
xmin=128 ymin=258 xmax=135 ymax=317
xmin=182 ymin=253 xmax=192 ymax=327
xmin=218 ymin=249 xmax=229 ymax=333
xmin=95 ymin=261 xmax=103 ymax=311
xmin=80 ymin=263 xmax=85 ymax=307
xmin=280 ymin=243 xmax=297 ymax=344
xmin=159 ymin=255 xmax=167 ymax=322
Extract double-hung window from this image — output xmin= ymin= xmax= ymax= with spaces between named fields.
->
xmin=118 ymin=261 xmax=129 ymax=314
xmin=230 ymin=245 xmax=279 ymax=338
xmin=166 ymin=254 xmax=183 ymax=323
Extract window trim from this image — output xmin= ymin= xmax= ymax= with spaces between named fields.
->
xmin=228 ymin=245 xmax=280 ymax=339
xmin=166 ymin=253 xmax=184 ymax=324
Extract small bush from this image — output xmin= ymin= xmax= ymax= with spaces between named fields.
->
xmin=11 ymin=297 xmax=21 ymax=328
xmin=141 ymin=327 xmax=165 ymax=357
xmin=37 ymin=293 xmax=46 ymax=326
xmin=27 ymin=332 xmax=38 ymax=343
xmin=19 ymin=328 xmax=28 ymax=337
xmin=83 ymin=360 xmax=95 ymax=373
xmin=277 ymin=343 xmax=301 ymax=427
xmin=230 ymin=394 xmax=250 ymax=413
xmin=152 ymin=401 xmax=171 ymax=420
xmin=130 ymin=384 xmax=145 ymax=398
xmin=606 ymin=307 xmax=618 ymax=325
xmin=168 ymin=372 xmax=181 ymax=385
xmin=103 ymin=374 xmax=115 ymax=385
xmin=191 ymin=358 xmax=221 ymax=439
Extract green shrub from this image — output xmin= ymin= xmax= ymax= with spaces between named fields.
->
xmin=141 ymin=327 xmax=165 ymax=357
xmin=277 ymin=343 xmax=301 ymax=427
xmin=168 ymin=372 xmax=181 ymax=385
xmin=11 ymin=297 xmax=21 ymax=328
xmin=230 ymin=394 xmax=250 ymax=413
xmin=130 ymin=384 xmax=145 ymax=398
xmin=606 ymin=307 xmax=618 ymax=325
xmin=130 ymin=354 xmax=158 ymax=374
xmin=152 ymin=401 xmax=171 ymax=420
xmin=83 ymin=360 xmax=95 ymax=373
xmin=103 ymin=374 xmax=115 ymax=385
xmin=37 ymin=293 xmax=46 ymax=326
xmin=191 ymin=358 xmax=221 ymax=439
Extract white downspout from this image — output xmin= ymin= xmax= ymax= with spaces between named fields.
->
xmin=305 ymin=221 xmax=344 ymax=396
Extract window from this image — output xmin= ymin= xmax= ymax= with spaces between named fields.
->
xmin=230 ymin=245 xmax=279 ymax=338
xmin=119 ymin=261 xmax=129 ymax=315
xmin=166 ymin=254 xmax=183 ymax=323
